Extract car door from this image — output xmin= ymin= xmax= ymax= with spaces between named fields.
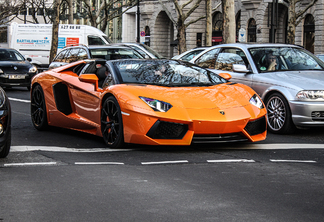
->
xmin=212 ymin=47 xmax=253 ymax=87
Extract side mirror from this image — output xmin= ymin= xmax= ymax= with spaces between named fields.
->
xmin=218 ymin=73 xmax=232 ymax=80
xmin=27 ymin=58 xmax=32 ymax=62
xmin=79 ymin=74 xmax=99 ymax=91
xmin=233 ymin=64 xmax=250 ymax=73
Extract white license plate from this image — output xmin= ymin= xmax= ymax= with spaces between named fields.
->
xmin=9 ymin=75 xmax=25 ymax=79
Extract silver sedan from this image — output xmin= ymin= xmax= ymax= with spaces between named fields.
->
xmin=190 ymin=43 xmax=324 ymax=134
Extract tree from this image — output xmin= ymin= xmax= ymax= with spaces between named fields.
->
xmin=158 ymin=0 xmax=205 ymax=54
xmin=222 ymin=0 xmax=235 ymax=44
xmin=206 ymin=0 xmax=221 ymax=46
xmin=81 ymin=0 xmax=138 ymax=32
xmin=287 ymin=0 xmax=317 ymax=44
xmin=49 ymin=0 xmax=61 ymax=62
xmin=0 ymin=0 xmax=22 ymax=27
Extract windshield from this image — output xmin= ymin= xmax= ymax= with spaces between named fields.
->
xmin=102 ymin=35 xmax=112 ymax=44
xmin=0 ymin=49 xmax=25 ymax=61
xmin=113 ymin=60 xmax=227 ymax=86
xmin=249 ymin=47 xmax=324 ymax=72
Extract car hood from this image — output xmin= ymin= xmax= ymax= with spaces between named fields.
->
xmin=0 ymin=61 xmax=32 ymax=73
xmin=119 ymin=83 xmax=253 ymax=110
xmin=261 ymin=71 xmax=324 ymax=90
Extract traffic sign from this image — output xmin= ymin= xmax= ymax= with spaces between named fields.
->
xmin=140 ymin=31 xmax=145 ymax=37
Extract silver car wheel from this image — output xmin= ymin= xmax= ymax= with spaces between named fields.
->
xmin=266 ymin=96 xmax=286 ymax=131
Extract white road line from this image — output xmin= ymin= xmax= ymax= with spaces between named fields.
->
xmin=10 ymin=143 xmax=324 ymax=153
xmin=141 ymin=160 xmax=189 ymax=165
xmin=4 ymin=162 xmax=57 ymax=167
xmin=75 ymin=162 xmax=124 ymax=165
xmin=11 ymin=146 xmax=133 ymax=152
xmin=8 ymin=97 xmax=30 ymax=103
xmin=207 ymin=159 xmax=255 ymax=163
xmin=270 ymin=159 xmax=317 ymax=163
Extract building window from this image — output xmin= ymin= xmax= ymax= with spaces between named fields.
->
xmin=144 ymin=26 xmax=150 ymax=46
xmin=303 ymin=14 xmax=315 ymax=53
xmin=212 ymin=12 xmax=223 ymax=45
xmin=197 ymin=33 xmax=202 ymax=47
xmin=248 ymin=18 xmax=256 ymax=42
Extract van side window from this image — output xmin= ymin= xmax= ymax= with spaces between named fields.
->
xmin=88 ymin=36 xmax=105 ymax=45
xmin=54 ymin=49 xmax=68 ymax=62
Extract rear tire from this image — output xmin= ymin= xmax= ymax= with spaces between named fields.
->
xmin=101 ymin=96 xmax=124 ymax=148
xmin=31 ymin=85 xmax=48 ymax=130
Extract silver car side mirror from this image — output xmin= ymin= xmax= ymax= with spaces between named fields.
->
xmin=233 ymin=64 xmax=250 ymax=73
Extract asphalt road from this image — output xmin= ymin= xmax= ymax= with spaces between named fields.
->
xmin=1 ymin=87 xmax=324 ymax=222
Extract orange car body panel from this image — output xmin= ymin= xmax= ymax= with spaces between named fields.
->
xmin=31 ymin=60 xmax=267 ymax=145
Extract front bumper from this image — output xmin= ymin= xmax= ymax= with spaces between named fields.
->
xmin=290 ymin=100 xmax=324 ymax=127
xmin=122 ymin=107 xmax=267 ymax=145
xmin=0 ymin=73 xmax=36 ymax=87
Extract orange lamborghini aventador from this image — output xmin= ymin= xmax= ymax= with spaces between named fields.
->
xmin=30 ymin=59 xmax=267 ymax=148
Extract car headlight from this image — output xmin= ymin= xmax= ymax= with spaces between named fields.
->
xmin=28 ymin=65 xmax=37 ymax=73
xmin=140 ymin=97 xmax=172 ymax=112
xmin=0 ymin=69 xmax=3 ymax=74
xmin=0 ymin=87 xmax=6 ymax=109
xmin=249 ymin=94 xmax=264 ymax=109
xmin=296 ymin=90 xmax=324 ymax=100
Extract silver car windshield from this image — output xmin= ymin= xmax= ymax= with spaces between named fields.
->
xmin=249 ymin=47 xmax=324 ymax=72
xmin=114 ymin=60 xmax=227 ymax=86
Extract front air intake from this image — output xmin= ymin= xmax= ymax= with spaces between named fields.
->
xmin=146 ymin=121 xmax=188 ymax=139
xmin=244 ymin=116 xmax=266 ymax=136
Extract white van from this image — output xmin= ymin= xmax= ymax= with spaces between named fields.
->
xmin=9 ymin=23 xmax=111 ymax=68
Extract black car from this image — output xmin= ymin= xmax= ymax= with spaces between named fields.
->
xmin=0 ymin=86 xmax=11 ymax=158
xmin=0 ymin=48 xmax=38 ymax=90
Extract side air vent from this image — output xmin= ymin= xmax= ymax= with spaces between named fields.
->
xmin=53 ymin=82 xmax=73 ymax=115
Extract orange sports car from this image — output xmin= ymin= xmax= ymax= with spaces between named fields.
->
xmin=30 ymin=59 xmax=267 ymax=148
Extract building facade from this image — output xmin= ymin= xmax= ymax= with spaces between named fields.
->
xmin=122 ymin=0 xmax=323 ymax=58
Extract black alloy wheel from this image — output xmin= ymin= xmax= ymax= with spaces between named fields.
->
xmin=31 ymin=85 xmax=48 ymax=130
xmin=266 ymin=93 xmax=295 ymax=134
xmin=101 ymin=96 xmax=124 ymax=148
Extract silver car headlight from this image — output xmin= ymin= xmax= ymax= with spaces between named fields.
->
xmin=140 ymin=97 xmax=172 ymax=112
xmin=296 ymin=90 xmax=324 ymax=100
xmin=28 ymin=65 xmax=37 ymax=73
xmin=249 ymin=94 xmax=264 ymax=109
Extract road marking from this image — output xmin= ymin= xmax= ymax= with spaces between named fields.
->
xmin=10 ymin=143 xmax=324 ymax=153
xmin=11 ymin=146 xmax=133 ymax=152
xmin=4 ymin=162 xmax=57 ymax=167
xmin=270 ymin=159 xmax=317 ymax=163
xmin=8 ymin=97 xmax=30 ymax=103
xmin=207 ymin=159 xmax=255 ymax=163
xmin=141 ymin=160 xmax=188 ymax=165
xmin=75 ymin=162 xmax=124 ymax=165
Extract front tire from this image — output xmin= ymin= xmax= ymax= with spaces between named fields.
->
xmin=31 ymin=85 xmax=48 ymax=130
xmin=0 ymin=130 xmax=11 ymax=158
xmin=101 ymin=96 xmax=124 ymax=148
xmin=266 ymin=93 xmax=295 ymax=134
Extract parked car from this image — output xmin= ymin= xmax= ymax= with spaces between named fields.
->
xmin=110 ymin=43 xmax=165 ymax=59
xmin=49 ymin=45 xmax=144 ymax=69
xmin=0 ymin=48 xmax=37 ymax=90
xmin=191 ymin=43 xmax=324 ymax=134
xmin=31 ymin=59 xmax=266 ymax=148
xmin=0 ymin=86 xmax=11 ymax=158
xmin=172 ymin=47 xmax=208 ymax=61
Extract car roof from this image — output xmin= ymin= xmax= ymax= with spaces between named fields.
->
xmin=209 ymin=43 xmax=303 ymax=49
